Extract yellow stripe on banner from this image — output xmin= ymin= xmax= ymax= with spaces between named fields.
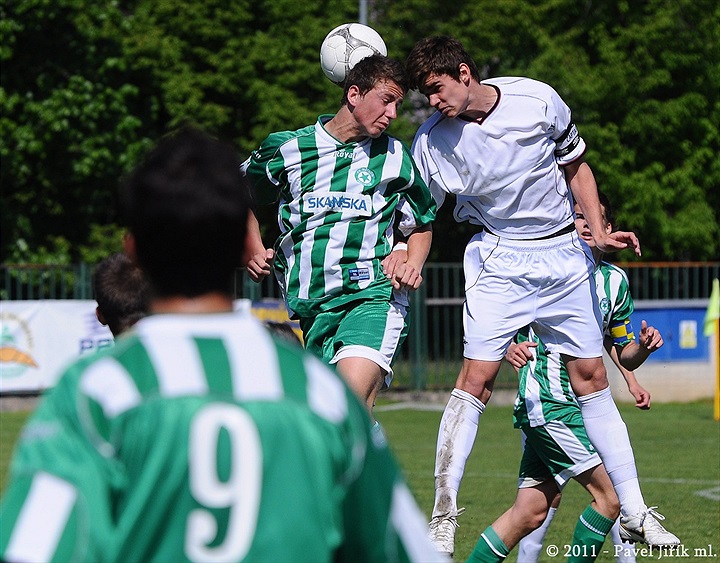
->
xmin=715 ymin=318 xmax=720 ymax=422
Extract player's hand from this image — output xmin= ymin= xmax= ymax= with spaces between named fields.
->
xmin=382 ymin=248 xmax=408 ymax=281
xmin=638 ymin=320 xmax=663 ymax=353
xmin=627 ymin=380 xmax=652 ymax=410
xmin=246 ymin=248 xmax=274 ymax=282
xmin=597 ymin=231 xmax=642 ymax=257
xmin=505 ymin=341 xmax=537 ymax=371
xmin=391 ymin=262 xmax=423 ymax=290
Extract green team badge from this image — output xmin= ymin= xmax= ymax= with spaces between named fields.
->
xmin=599 ymin=297 xmax=611 ymax=315
xmin=355 ymin=167 xmax=376 ymax=186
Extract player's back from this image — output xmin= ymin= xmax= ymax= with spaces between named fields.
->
xmin=0 ymin=313 xmax=385 ymax=562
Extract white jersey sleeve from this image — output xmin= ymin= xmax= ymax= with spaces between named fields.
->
xmin=411 ymin=114 xmax=448 ymax=210
xmin=546 ymin=86 xmax=587 ymax=165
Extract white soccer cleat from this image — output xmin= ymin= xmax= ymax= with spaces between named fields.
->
xmin=619 ymin=506 xmax=680 ymax=546
xmin=428 ymin=508 xmax=465 ymax=556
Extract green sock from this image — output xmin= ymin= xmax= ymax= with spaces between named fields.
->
xmin=467 ymin=525 xmax=510 ymax=563
xmin=568 ymin=505 xmax=615 ymax=562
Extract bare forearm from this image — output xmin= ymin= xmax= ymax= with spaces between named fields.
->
xmin=617 ymin=341 xmax=651 ymax=372
xmin=406 ymin=224 xmax=432 ymax=270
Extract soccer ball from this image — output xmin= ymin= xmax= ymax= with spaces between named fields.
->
xmin=320 ymin=23 xmax=387 ymax=85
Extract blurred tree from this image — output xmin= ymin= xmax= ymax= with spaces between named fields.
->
xmin=0 ymin=0 xmax=147 ymax=264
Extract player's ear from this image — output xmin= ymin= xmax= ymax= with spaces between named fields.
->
xmin=458 ymin=63 xmax=472 ymax=85
xmin=96 ymin=306 xmax=107 ymax=326
xmin=346 ymin=84 xmax=362 ymax=107
xmin=123 ymin=233 xmax=138 ymax=264
xmin=605 ymin=222 xmax=613 ymax=235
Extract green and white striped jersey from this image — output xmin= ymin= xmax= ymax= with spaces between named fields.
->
xmin=594 ymin=261 xmax=635 ymax=346
xmin=515 ymin=261 xmax=636 ymax=427
xmin=0 ymin=313 xmax=445 ymax=563
xmin=245 ymin=115 xmax=436 ymax=317
xmin=513 ymin=326 xmax=578 ymax=428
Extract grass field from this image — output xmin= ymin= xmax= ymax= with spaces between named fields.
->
xmin=376 ymin=399 xmax=720 ymax=562
xmin=2 ymin=400 xmax=718 ymax=562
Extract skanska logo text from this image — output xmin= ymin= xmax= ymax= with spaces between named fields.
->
xmin=304 ymin=193 xmax=371 ymax=217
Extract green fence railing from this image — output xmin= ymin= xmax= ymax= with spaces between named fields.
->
xmin=2 ymin=261 xmax=718 ymax=389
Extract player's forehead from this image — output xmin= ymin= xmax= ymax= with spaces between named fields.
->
xmin=420 ymin=73 xmax=454 ymax=94
xmin=372 ymin=79 xmax=404 ymax=100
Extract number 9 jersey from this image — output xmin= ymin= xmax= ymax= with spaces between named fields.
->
xmin=0 ymin=313 xmax=446 ymax=563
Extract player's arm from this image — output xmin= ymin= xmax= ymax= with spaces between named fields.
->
xmin=614 ymin=319 xmax=664 ymax=372
xmin=565 ymin=160 xmax=641 ymax=256
xmin=604 ymin=335 xmax=651 ymax=409
xmin=390 ymin=224 xmax=432 ymax=290
xmin=337 ymin=400 xmax=449 ymax=562
xmin=0 ymin=380 xmax=110 ymax=562
xmin=243 ymin=209 xmax=274 ymax=283
xmin=505 ymin=339 xmax=538 ymax=372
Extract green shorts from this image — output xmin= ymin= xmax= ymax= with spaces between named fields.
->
xmin=518 ymin=410 xmax=601 ymax=490
xmin=300 ymin=295 xmax=408 ymax=388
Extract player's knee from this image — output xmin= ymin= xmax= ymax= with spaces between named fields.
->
xmin=596 ymin=492 xmax=620 ymax=521
xmin=520 ymin=505 xmax=550 ymax=533
xmin=456 ymin=360 xmax=500 ymax=401
xmin=567 ymin=357 xmax=608 ymax=393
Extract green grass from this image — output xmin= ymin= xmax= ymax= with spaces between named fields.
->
xmin=2 ymin=401 xmax=718 ymax=562
xmin=0 ymin=411 xmax=29 ymax=491
xmin=376 ymin=399 xmax=720 ymax=562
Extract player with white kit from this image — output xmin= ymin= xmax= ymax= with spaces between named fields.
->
xmin=403 ymin=36 xmax=680 ymax=556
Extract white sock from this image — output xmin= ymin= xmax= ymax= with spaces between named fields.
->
xmin=432 ymin=388 xmax=484 ymax=517
xmin=611 ymin=517 xmax=637 ymax=563
xmin=577 ymin=387 xmax=645 ymax=516
xmin=517 ymin=506 xmax=557 ymax=562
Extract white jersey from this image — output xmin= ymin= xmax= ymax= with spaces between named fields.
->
xmin=412 ymin=77 xmax=587 ymax=239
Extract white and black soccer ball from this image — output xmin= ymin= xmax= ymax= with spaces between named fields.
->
xmin=320 ymin=23 xmax=387 ymax=85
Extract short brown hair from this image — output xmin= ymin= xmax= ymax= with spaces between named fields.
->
xmin=406 ymin=36 xmax=482 ymax=90
xmin=341 ymin=54 xmax=408 ymax=105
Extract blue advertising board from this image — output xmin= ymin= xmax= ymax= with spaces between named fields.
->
xmin=631 ymin=304 xmax=709 ymax=362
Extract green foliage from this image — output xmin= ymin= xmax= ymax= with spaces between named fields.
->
xmin=1 ymin=0 xmax=717 ymax=262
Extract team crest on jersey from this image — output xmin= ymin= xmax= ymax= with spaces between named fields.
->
xmin=303 ymin=191 xmax=372 ymax=217
xmin=599 ymin=297 xmax=611 ymax=315
xmin=354 ymin=167 xmax=376 ymax=186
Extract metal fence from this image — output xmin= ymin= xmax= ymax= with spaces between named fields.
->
xmin=2 ymin=261 xmax=718 ymax=389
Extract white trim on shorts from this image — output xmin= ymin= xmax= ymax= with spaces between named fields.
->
xmin=518 ymin=421 xmax=602 ymax=490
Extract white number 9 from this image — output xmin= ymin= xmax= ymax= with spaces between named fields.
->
xmin=185 ymin=404 xmax=262 ymax=562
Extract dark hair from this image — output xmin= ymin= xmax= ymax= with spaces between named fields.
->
xmin=405 ymin=36 xmax=482 ymax=91
xmin=94 ymin=253 xmax=150 ymax=337
xmin=120 ymin=128 xmax=251 ymax=298
xmin=341 ymin=54 xmax=409 ymax=105
xmin=597 ymin=190 xmax=614 ymax=228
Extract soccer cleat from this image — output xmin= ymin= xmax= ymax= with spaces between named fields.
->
xmin=428 ymin=507 xmax=465 ymax=556
xmin=619 ymin=507 xmax=680 ymax=546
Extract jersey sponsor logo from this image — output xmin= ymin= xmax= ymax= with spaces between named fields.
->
xmin=354 ymin=167 xmax=376 ymax=186
xmin=334 ymin=149 xmax=354 ymax=159
xmin=348 ymin=268 xmax=371 ymax=282
xmin=303 ymin=191 xmax=372 ymax=217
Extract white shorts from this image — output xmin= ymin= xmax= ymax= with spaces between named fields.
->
xmin=463 ymin=230 xmax=603 ymax=361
